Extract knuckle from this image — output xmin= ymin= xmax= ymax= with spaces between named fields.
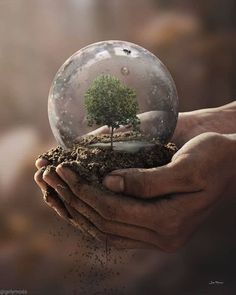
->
xmin=56 ymin=185 xmax=73 ymax=205
xmin=56 ymin=183 xmax=67 ymax=192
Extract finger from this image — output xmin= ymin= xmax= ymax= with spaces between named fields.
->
xmin=62 ymin=204 xmax=154 ymax=249
xmin=38 ymin=167 xmax=74 ymax=219
xmin=64 ymin=204 xmax=107 ymax=241
xmin=36 ymin=166 xmax=102 ymax=237
xmin=53 ymin=163 xmax=208 ymax=250
xmin=87 ymin=125 xmax=110 ymax=136
xmin=64 ymin=202 xmax=115 ymax=244
xmin=43 ymin=189 xmax=73 ymax=222
xmin=43 ymin=166 xmax=69 ymax=197
xmin=43 ymin=167 xmax=81 ymax=212
xmin=103 ymin=162 xmax=201 ymax=198
xmin=34 ymin=166 xmax=57 ymax=204
xmin=59 ymin=186 xmax=162 ymax=248
xmin=35 ymin=158 xmax=49 ymax=169
xmin=86 ymin=111 xmax=150 ymax=137
xmin=45 ymin=165 xmax=161 ymax=246
xmin=63 ymin=204 xmax=95 ymax=238
xmin=34 ymin=167 xmax=48 ymax=192
xmin=56 ymin=164 xmax=157 ymax=230
xmin=42 ymin=167 xmax=103 ymax=239
xmin=43 ymin=188 xmax=91 ymax=237
xmin=87 ymin=124 xmax=130 ymax=136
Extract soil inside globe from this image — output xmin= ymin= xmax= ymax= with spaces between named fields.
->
xmin=38 ymin=131 xmax=177 ymax=187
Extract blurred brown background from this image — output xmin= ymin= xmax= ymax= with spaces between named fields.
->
xmin=0 ymin=0 xmax=235 ymax=294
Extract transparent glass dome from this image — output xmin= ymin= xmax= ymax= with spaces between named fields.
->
xmin=48 ymin=40 xmax=178 ymax=148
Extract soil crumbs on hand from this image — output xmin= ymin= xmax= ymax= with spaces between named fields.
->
xmin=38 ymin=132 xmax=177 ymax=186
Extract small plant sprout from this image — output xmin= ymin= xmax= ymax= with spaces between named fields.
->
xmin=85 ymin=74 xmax=140 ymax=149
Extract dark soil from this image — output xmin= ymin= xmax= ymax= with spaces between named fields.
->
xmin=38 ymin=131 xmax=177 ymax=186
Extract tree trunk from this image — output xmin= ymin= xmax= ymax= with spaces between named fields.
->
xmin=111 ymin=126 xmax=114 ymax=150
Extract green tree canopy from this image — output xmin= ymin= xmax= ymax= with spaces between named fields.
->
xmin=84 ymin=74 xmax=140 ymax=149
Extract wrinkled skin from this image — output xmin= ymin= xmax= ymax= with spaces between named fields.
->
xmin=34 ymin=102 xmax=236 ymax=251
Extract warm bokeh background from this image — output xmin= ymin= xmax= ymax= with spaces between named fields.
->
xmin=0 ymin=0 xmax=235 ymax=294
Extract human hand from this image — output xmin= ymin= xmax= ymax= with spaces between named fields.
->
xmin=100 ymin=132 xmax=236 ymax=250
xmin=35 ymin=159 xmax=106 ymax=240
xmin=89 ymin=103 xmax=236 ymax=148
xmin=34 ymin=101 xmax=236 ymax=250
xmin=34 ymin=158 xmax=75 ymax=226
xmin=173 ymin=101 xmax=236 ymax=147
xmin=34 ymin=158 xmax=156 ymax=249
xmin=35 ymin=132 xmax=236 ymax=251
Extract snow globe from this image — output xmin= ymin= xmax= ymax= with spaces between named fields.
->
xmin=40 ymin=41 xmax=179 ymax=184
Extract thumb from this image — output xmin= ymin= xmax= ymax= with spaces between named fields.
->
xmin=103 ymin=162 xmax=195 ymax=198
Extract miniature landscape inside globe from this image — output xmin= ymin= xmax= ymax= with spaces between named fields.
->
xmin=39 ymin=40 xmax=179 ymax=185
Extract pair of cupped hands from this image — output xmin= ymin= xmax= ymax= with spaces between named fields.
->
xmin=34 ymin=110 xmax=236 ymax=252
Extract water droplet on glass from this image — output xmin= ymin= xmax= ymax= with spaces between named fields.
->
xmin=121 ymin=66 xmax=129 ymax=75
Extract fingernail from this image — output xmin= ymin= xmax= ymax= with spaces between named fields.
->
xmin=103 ymin=175 xmax=124 ymax=192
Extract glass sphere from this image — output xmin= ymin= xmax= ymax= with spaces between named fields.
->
xmin=48 ymin=40 xmax=178 ymax=148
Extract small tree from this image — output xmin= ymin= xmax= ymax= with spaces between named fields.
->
xmin=85 ymin=74 xmax=140 ymax=149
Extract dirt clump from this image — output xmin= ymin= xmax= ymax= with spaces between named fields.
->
xmin=38 ymin=132 xmax=178 ymax=186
